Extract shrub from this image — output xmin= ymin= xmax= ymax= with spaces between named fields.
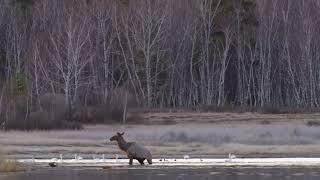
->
xmin=5 ymin=95 xmax=29 ymax=129
xmin=0 ymin=160 xmax=25 ymax=172
xmin=260 ymin=120 xmax=271 ymax=125
xmin=126 ymin=113 xmax=145 ymax=124
xmin=71 ymin=105 xmax=145 ymax=124
xmin=71 ymin=106 xmax=96 ymax=123
xmin=62 ymin=121 xmax=82 ymax=130
xmin=27 ymin=110 xmax=52 ymax=130
xmin=107 ymin=106 xmax=123 ymax=123
xmin=71 ymin=105 xmax=123 ymax=124
xmin=40 ymin=93 xmax=67 ymax=120
xmin=5 ymin=93 xmax=82 ymax=130
xmin=307 ymin=120 xmax=320 ymax=127
xmin=200 ymin=104 xmax=320 ymax=114
xmin=109 ymin=87 xmax=137 ymax=109
xmin=27 ymin=110 xmax=82 ymax=130
xmin=0 ymin=151 xmax=25 ymax=172
xmin=71 ymin=87 xmax=138 ymax=124
xmin=200 ymin=104 xmax=255 ymax=113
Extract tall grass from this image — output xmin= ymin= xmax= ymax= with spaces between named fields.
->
xmin=0 ymin=151 xmax=25 ymax=172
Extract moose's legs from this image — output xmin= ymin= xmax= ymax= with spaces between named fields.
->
xmin=137 ymin=158 xmax=145 ymax=165
xmin=128 ymin=155 xmax=147 ymax=165
xmin=128 ymin=154 xmax=133 ymax=165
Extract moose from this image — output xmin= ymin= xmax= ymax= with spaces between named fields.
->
xmin=110 ymin=132 xmax=152 ymax=165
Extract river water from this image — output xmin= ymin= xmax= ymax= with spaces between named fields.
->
xmin=1 ymin=167 xmax=320 ymax=180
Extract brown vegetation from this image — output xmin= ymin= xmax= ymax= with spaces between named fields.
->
xmin=2 ymin=93 xmax=82 ymax=130
xmin=0 ymin=160 xmax=25 ymax=172
xmin=0 ymin=151 xmax=25 ymax=172
xmin=1 ymin=0 xmax=320 ymax=129
xmin=2 ymin=112 xmax=320 ymax=159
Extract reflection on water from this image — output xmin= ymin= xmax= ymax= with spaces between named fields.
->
xmin=1 ymin=167 xmax=320 ymax=180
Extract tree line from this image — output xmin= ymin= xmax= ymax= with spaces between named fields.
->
xmin=0 ymin=0 xmax=319 ymax=128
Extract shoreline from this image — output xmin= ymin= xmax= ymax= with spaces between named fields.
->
xmin=2 ymin=112 xmax=320 ymax=160
xmin=18 ymin=157 xmax=320 ymax=168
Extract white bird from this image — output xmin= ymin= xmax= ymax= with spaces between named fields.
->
xmin=51 ymin=158 xmax=58 ymax=161
xmin=199 ymin=155 xmax=203 ymax=162
xmin=229 ymin=153 xmax=236 ymax=159
xmin=1 ymin=121 xmax=5 ymax=130
xmin=93 ymin=155 xmax=100 ymax=161
xmin=74 ymin=154 xmax=83 ymax=160
xmin=159 ymin=156 xmax=165 ymax=162
xmin=59 ymin=154 xmax=63 ymax=163
xmin=183 ymin=155 xmax=190 ymax=159
xmin=226 ymin=153 xmax=236 ymax=162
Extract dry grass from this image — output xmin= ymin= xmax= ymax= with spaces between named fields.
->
xmin=142 ymin=112 xmax=320 ymax=124
xmin=0 ymin=151 xmax=25 ymax=172
xmin=2 ymin=112 xmax=320 ymax=159
xmin=0 ymin=160 xmax=25 ymax=172
xmin=1 ymin=123 xmax=320 ymax=158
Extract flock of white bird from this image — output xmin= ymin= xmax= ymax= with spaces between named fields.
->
xmin=46 ymin=153 xmax=237 ymax=164
xmin=25 ymin=153 xmax=320 ymax=167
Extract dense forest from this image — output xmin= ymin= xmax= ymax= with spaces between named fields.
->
xmin=0 ymin=0 xmax=320 ymax=129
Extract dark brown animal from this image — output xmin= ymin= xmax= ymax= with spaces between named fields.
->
xmin=110 ymin=132 xmax=152 ymax=165
xmin=48 ymin=162 xmax=57 ymax=167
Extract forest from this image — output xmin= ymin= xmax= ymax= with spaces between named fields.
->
xmin=0 ymin=0 xmax=320 ymax=129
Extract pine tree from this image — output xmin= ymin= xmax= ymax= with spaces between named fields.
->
xmin=11 ymin=0 xmax=33 ymax=9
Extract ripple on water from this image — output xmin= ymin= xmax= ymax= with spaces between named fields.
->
xmin=3 ymin=167 xmax=320 ymax=180
xmin=235 ymin=172 xmax=247 ymax=176
xmin=311 ymin=172 xmax=320 ymax=176
xmin=209 ymin=172 xmax=220 ymax=175
xmin=156 ymin=173 xmax=166 ymax=176
xmin=256 ymin=172 xmax=272 ymax=176
xmin=292 ymin=173 xmax=305 ymax=176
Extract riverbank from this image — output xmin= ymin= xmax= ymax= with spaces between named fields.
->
xmin=2 ymin=112 xmax=320 ymax=159
xmin=3 ymin=165 xmax=320 ymax=180
xmin=18 ymin=157 xmax=320 ymax=167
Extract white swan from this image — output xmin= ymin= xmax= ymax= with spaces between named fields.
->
xmin=226 ymin=153 xmax=236 ymax=162
xmin=183 ymin=155 xmax=190 ymax=159
xmin=73 ymin=154 xmax=83 ymax=160
xmin=229 ymin=153 xmax=236 ymax=159
xmin=58 ymin=154 xmax=63 ymax=163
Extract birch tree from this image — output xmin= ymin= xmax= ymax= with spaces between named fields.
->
xmin=47 ymin=1 xmax=94 ymax=112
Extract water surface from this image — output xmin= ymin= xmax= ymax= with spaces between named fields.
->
xmin=1 ymin=167 xmax=320 ymax=180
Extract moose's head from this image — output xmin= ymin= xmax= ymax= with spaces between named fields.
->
xmin=110 ymin=132 xmax=125 ymax=142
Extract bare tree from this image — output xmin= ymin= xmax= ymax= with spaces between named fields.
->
xmin=47 ymin=1 xmax=94 ymax=111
